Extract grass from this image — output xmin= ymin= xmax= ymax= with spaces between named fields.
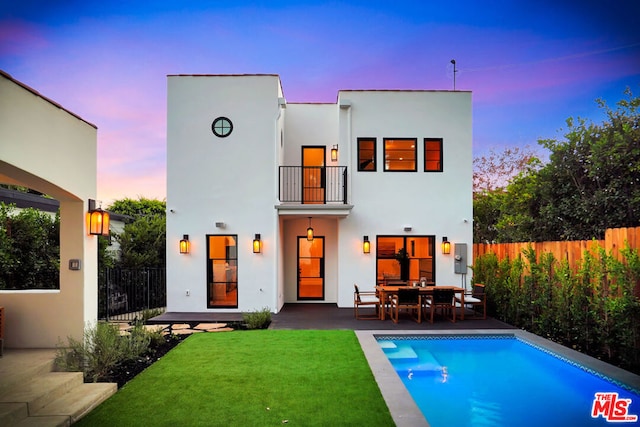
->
xmin=75 ymin=330 xmax=394 ymax=426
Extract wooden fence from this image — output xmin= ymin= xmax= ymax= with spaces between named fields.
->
xmin=473 ymin=226 xmax=640 ymax=271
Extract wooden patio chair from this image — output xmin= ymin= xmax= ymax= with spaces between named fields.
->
xmin=389 ymin=288 xmax=422 ymax=324
xmin=428 ymin=288 xmax=456 ymax=323
xmin=353 ymin=284 xmax=380 ymax=320
xmin=455 ymin=283 xmax=486 ymax=320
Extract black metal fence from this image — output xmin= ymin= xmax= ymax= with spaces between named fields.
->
xmin=98 ymin=267 xmax=166 ymax=322
xmin=279 ymin=166 xmax=348 ymax=204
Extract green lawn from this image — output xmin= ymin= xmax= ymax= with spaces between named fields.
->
xmin=76 ymin=330 xmax=394 ymax=426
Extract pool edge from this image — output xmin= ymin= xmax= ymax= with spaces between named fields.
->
xmin=357 ymin=329 xmax=640 ymax=426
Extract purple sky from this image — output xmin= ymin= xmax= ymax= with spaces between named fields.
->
xmin=1 ymin=1 xmax=639 ymax=204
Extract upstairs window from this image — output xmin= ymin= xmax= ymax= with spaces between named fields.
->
xmin=357 ymin=138 xmax=376 ymax=171
xmin=384 ymin=138 xmax=417 ymax=172
xmin=424 ymin=138 xmax=443 ymax=172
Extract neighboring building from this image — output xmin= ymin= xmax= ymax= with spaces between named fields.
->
xmin=166 ymin=74 xmax=472 ymax=313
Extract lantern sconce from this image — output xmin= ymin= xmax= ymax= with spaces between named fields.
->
xmin=363 ymin=235 xmax=370 ymax=254
xmin=441 ymin=236 xmax=451 ymax=255
xmin=87 ymin=199 xmax=110 ymax=236
xmin=180 ymin=234 xmax=190 ymax=254
xmin=330 ymin=145 xmax=338 ymax=162
xmin=307 ymin=217 xmax=314 ymax=241
xmin=253 ymin=233 xmax=262 ymax=253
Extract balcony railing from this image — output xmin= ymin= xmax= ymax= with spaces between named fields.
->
xmin=279 ymin=166 xmax=348 ymax=204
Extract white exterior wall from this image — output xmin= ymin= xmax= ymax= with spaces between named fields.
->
xmin=166 ymin=75 xmax=472 ymax=313
xmin=0 ymin=72 xmax=98 ymax=348
xmin=336 ymin=91 xmax=473 ymax=307
xmin=166 ymin=75 xmax=282 ymax=312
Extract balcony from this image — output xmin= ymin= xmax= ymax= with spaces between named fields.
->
xmin=279 ymin=166 xmax=348 ymax=204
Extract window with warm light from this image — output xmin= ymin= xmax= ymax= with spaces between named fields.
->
xmin=207 ymin=235 xmax=238 ymax=308
xmin=376 ymin=235 xmax=435 ymax=284
xmin=357 ymin=138 xmax=376 ymax=171
xmin=383 ymin=138 xmax=417 ymax=171
xmin=424 ymin=138 xmax=443 ymax=172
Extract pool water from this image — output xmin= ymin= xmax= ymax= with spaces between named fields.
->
xmin=379 ymin=336 xmax=640 ymax=427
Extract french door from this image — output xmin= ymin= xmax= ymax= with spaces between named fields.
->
xmin=297 ymin=236 xmax=324 ymax=300
xmin=302 ymin=146 xmax=325 ymax=204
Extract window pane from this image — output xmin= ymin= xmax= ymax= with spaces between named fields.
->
xmin=424 ymin=139 xmax=443 ymax=172
xmin=207 ymin=234 xmax=238 ymax=308
xmin=384 ymin=139 xmax=416 ymax=171
xmin=376 ymin=236 xmax=435 ymax=284
xmin=358 ymin=138 xmax=376 ymax=171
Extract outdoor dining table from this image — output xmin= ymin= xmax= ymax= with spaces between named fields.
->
xmin=375 ymin=285 xmax=466 ymax=321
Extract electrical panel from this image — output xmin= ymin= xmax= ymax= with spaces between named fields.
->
xmin=454 ymin=243 xmax=467 ymax=274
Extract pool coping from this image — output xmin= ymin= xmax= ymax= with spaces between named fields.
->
xmin=355 ymin=329 xmax=640 ymax=427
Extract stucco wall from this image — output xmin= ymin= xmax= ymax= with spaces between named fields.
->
xmin=0 ymin=71 xmax=98 ymax=348
xmin=166 ymin=75 xmax=282 ymax=312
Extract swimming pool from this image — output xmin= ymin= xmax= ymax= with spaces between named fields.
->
xmin=374 ymin=333 xmax=640 ymax=427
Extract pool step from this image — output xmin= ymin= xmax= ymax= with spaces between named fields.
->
xmin=383 ymin=345 xmax=419 ymax=361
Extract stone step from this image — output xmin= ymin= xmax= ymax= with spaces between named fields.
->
xmin=32 ymin=382 xmax=116 ymax=424
xmin=0 ymin=350 xmax=57 ymax=396
xmin=0 ymin=349 xmax=117 ymax=426
xmin=0 ymin=372 xmax=84 ymax=414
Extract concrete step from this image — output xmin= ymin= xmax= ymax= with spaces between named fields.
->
xmin=0 ymin=349 xmax=117 ymax=426
xmin=32 ymin=382 xmax=117 ymax=424
xmin=0 ymin=350 xmax=57 ymax=396
xmin=0 ymin=372 xmax=84 ymax=414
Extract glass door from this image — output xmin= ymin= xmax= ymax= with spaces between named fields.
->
xmin=297 ymin=236 xmax=324 ymax=300
xmin=302 ymin=146 xmax=325 ymax=204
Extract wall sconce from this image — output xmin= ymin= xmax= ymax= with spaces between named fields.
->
xmin=87 ymin=199 xmax=110 ymax=236
xmin=442 ymin=236 xmax=451 ymax=254
xmin=180 ymin=234 xmax=190 ymax=254
xmin=330 ymin=145 xmax=338 ymax=162
xmin=253 ymin=234 xmax=262 ymax=253
xmin=363 ymin=236 xmax=370 ymax=254
xmin=307 ymin=217 xmax=314 ymax=241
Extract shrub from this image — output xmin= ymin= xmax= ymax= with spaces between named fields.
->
xmin=242 ymin=307 xmax=272 ymax=329
xmin=476 ymin=244 xmax=640 ymax=375
xmin=55 ymin=321 xmax=155 ymax=382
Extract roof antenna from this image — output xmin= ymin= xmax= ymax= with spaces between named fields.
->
xmin=450 ymin=59 xmax=457 ymax=91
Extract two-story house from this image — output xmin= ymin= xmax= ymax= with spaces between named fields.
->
xmin=166 ymin=74 xmax=472 ymax=313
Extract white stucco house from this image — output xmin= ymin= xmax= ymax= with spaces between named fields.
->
xmin=166 ymin=74 xmax=472 ymax=314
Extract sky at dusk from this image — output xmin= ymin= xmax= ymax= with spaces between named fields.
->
xmin=1 ymin=1 xmax=639 ymax=205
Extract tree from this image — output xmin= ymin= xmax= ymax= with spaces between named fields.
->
xmin=0 ymin=203 xmax=59 ymax=289
xmin=536 ymin=88 xmax=640 ymax=240
xmin=107 ymin=198 xmax=166 ymax=269
xmin=473 ymin=146 xmax=539 ymax=193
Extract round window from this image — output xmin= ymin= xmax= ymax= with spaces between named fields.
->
xmin=211 ymin=117 xmax=233 ymax=138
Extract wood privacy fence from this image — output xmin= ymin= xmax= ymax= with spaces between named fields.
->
xmin=473 ymin=226 xmax=640 ymax=270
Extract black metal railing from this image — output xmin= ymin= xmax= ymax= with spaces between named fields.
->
xmin=98 ymin=267 xmax=166 ymax=322
xmin=279 ymin=166 xmax=348 ymax=204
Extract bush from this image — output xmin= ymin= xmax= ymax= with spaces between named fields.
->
xmin=55 ymin=321 xmax=155 ymax=382
xmin=474 ymin=243 xmax=640 ymax=375
xmin=242 ymin=307 xmax=272 ymax=329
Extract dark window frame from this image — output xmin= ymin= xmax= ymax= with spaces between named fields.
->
xmin=424 ymin=138 xmax=443 ymax=172
xmin=383 ymin=138 xmax=418 ymax=172
xmin=357 ymin=137 xmax=377 ymax=172
xmin=375 ymin=235 xmax=436 ymax=284
xmin=206 ymin=234 xmax=238 ymax=309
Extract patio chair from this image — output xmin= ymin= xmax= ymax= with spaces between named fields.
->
xmin=353 ymin=284 xmax=381 ymax=320
xmin=455 ymin=284 xmax=486 ymax=320
xmin=428 ymin=288 xmax=455 ymax=323
xmin=389 ymin=288 xmax=422 ymax=324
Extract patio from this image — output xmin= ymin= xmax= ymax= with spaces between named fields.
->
xmin=150 ymin=303 xmax=515 ymax=331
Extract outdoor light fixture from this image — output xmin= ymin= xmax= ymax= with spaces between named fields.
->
xmin=180 ymin=235 xmax=190 ymax=254
xmin=363 ymin=236 xmax=370 ymax=254
xmin=307 ymin=217 xmax=314 ymax=241
xmin=331 ymin=145 xmax=338 ymax=162
xmin=87 ymin=199 xmax=110 ymax=236
xmin=442 ymin=236 xmax=451 ymax=254
xmin=253 ymin=234 xmax=262 ymax=253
